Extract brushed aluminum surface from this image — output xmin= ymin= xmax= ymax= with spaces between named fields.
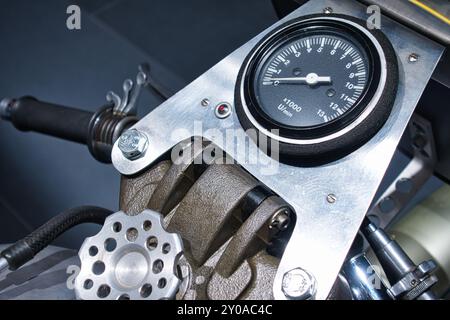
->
xmin=112 ymin=0 xmax=443 ymax=299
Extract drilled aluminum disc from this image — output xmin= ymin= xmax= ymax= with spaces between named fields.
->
xmin=74 ymin=210 xmax=183 ymax=300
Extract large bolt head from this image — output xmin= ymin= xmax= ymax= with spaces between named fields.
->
xmin=118 ymin=129 xmax=148 ymax=160
xmin=282 ymin=268 xmax=316 ymax=300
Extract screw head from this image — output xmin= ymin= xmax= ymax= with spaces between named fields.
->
xmin=323 ymin=7 xmax=333 ymax=14
xmin=282 ymin=268 xmax=316 ymax=300
xmin=118 ymin=129 xmax=148 ymax=160
xmin=215 ymin=102 xmax=232 ymax=119
xmin=201 ymin=98 xmax=210 ymax=107
xmin=326 ymin=88 xmax=336 ymax=97
xmin=327 ymin=194 xmax=337 ymax=204
xmin=408 ymin=53 xmax=419 ymax=63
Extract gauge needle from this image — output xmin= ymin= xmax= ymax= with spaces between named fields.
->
xmin=271 ymin=73 xmax=332 ymax=86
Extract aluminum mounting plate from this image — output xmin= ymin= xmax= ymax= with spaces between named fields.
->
xmin=112 ymin=0 xmax=443 ymax=299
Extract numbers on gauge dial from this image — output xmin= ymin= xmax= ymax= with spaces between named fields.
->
xmin=255 ymin=34 xmax=369 ymax=128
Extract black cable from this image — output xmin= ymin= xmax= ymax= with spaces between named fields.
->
xmin=0 ymin=206 xmax=113 ymax=271
xmin=139 ymin=63 xmax=174 ymax=101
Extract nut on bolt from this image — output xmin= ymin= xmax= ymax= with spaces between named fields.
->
xmin=282 ymin=268 xmax=316 ymax=300
xmin=118 ymin=129 xmax=148 ymax=160
xmin=269 ymin=209 xmax=290 ymax=231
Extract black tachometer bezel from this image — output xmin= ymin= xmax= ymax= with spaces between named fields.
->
xmin=235 ymin=14 xmax=398 ymax=164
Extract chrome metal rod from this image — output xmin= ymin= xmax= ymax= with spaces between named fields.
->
xmin=343 ymin=254 xmax=392 ymax=300
xmin=361 ymin=218 xmax=415 ymax=282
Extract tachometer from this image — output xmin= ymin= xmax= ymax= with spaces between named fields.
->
xmin=235 ymin=14 xmax=398 ymax=163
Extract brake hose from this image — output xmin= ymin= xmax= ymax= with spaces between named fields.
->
xmin=0 ymin=206 xmax=113 ymax=273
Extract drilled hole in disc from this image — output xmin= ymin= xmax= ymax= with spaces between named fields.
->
xmin=89 ymin=246 xmax=98 ymax=257
xmin=143 ymin=220 xmax=152 ymax=231
xmin=93 ymin=261 xmax=106 ymax=275
xmin=118 ymin=294 xmax=130 ymax=300
xmin=146 ymin=236 xmax=158 ymax=250
xmin=158 ymin=278 xmax=167 ymax=289
xmin=104 ymin=238 xmax=117 ymax=252
xmin=140 ymin=284 xmax=152 ymax=298
xmin=84 ymin=279 xmax=93 ymax=290
xmin=162 ymin=243 xmax=171 ymax=254
xmin=153 ymin=259 xmax=164 ymax=274
xmin=97 ymin=284 xmax=111 ymax=298
xmin=113 ymin=222 xmax=122 ymax=233
xmin=126 ymin=228 xmax=138 ymax=242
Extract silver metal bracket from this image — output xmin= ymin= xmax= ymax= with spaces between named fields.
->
xmin=368 ymin=114 xmax=437 ymax=229
xmin=111 ymin=0 xmax=444 ymax=299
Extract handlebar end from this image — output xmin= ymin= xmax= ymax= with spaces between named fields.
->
xmin=0 ymin=98 xmax=14 ymax=121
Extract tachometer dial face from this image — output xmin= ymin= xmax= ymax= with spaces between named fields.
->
xmin=254 ymin=33 xmax=369 ymax=128
xmin=235 ymin=15 xmax=398 ymax=162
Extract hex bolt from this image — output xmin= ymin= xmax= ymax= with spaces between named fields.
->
xmin=408 ymin=53 xmax=419 ymax=63
xmin=118 ymin=129 xmax=149 ymax=160
xmin=282 ymin=268 xmax=316 ymax=300
xmin=323 ymin=7 xmax=333 ymax=14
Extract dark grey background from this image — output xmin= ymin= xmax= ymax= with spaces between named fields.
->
xmin=0 ymin=0 xmax=443 ymax=249
xmin=0 ymin=0 xmax=278 ymax=248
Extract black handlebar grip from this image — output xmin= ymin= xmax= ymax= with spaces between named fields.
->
xmin=2 ymin=96 xmax=94 ymax=144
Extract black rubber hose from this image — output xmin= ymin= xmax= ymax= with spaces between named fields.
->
xmin=0 ymin=206 xmax=113 ymax=271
